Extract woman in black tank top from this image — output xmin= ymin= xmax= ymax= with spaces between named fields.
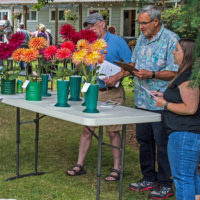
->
xmin=152 ymin=39 xmax=200 ymax=200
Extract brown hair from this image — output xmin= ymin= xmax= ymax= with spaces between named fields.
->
xmin=108 ymin=26 xmax=116 ymax=35
xmin=170 ymin=38 xmax=195 ymax=85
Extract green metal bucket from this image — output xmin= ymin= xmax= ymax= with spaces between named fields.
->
xmin=26 ymin=81 xmax=42 ymax=101
xmin=42 ymin=74 xmax=51 ymax=97
xmin=55 ymin=80 xmax=70 ymax=107
xmin=1 ymin=79 xmax=16 ymax=95
xmin=69 ymin=75 xmax=82 ymax=101
xmin=83 ymin=84 xmax=99 ymax=113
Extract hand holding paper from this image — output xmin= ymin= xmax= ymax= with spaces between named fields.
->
xmin=98 ymin=60 xmax=121 ymax=88
xmin=141 ymin=86 xmax=156 ymax=98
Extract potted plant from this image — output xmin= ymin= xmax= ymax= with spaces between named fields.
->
xmin=0 ymin=32 xmax=25 ymax=95
xmin=72 ymin=39 xmax=107 ymax=113
xmin=12 ymin=37 xmax=47 ymax=101
xmin=54 ymin=44 xmax=75 ymax=107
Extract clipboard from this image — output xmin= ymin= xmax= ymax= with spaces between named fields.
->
xmin=114 ymin=61 xmax=138 ymax=75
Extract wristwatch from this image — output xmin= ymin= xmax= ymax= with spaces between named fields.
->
xmin=152 ymin=71 xmax=155 ymax=78
xmin=164 ymin=102 xmax=168 ymax=110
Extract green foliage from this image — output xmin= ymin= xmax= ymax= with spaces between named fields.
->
xmin=81 ymin=65 xmax=101 ymax=85
xmin=33 ymin=0 xmax=54 ymax=11
xmin=1 ymin=63 xmax=21 ymax=81
xmin=181 ymin=0 xmax=200 ymax=87
xmin=161 ymin=5 xmax=198 ymax=38
xmin=64 ymin=9 xmax=78 ymax=26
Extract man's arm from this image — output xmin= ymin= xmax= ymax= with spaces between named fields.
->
xmin=133 ymin=69 xmax=177 ymax=81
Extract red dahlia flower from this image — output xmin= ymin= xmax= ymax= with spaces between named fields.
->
xmin=43 ymin=45 xmax=58 ymax=60
xmin=0 ymin=43 xmax=15 ymax=60
xmin=9 ymin=32 xmax=26 ymax=49
xmin=71 ymin=32 xmax=82 ymax=44
xmin=79 ymin=30 xmax=97 ymax=43
xmin=60 ymin=41 xmax=76 ymax=52
xmin=56 ymin=48 xmax=72 ymax=60
xmin=59 ymin=24 xmax=76 ymax=40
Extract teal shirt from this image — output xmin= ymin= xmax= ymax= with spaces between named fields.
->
xmin=132 ymin=24 xmax=179 ymax=110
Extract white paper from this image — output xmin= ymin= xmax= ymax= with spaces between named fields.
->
xmin=141 ymin=86 xmax=156 ymax=98
xmin=98 ymin=60 xmax=121 ymax=88
xmin=100 ymin=100 xmax=121 ymax=108
xmin=81 ymin=83 xmax=91 ymax=93
xmin=22 ymin=80 xmax=30 ymax=89
xmin=48 ymin=73 xmax=52 ymax=81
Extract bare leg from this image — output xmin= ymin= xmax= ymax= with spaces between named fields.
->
xmin=105 ymin=131 xmax=121 ymax=181
xmin=67 ymin=126 xmax=95 ymax=175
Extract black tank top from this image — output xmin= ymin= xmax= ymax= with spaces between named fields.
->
xmin=163 ymin=68 xmax=200 ymax=135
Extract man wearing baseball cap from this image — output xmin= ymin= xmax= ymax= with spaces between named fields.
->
xmin=66 ymin=12 xmax=132 ymax=182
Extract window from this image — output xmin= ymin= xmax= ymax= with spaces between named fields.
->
xmin=87 ymin=8 xmax=112 ymax=26
xmin=120 ymin=8 xmax=137 ymax=37
xmin=49 ymin=9 xmax=65 ymax=22
xmin=0 ymin=10 xmax=9 ymax=24
xmin=27 ymin=10 xmax=37 ymax=22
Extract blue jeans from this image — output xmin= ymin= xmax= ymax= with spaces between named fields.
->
xmin=136 ymin=114 xmax=172 ymax=186
xmin=168 ymin=131 xmax=200 ymax=200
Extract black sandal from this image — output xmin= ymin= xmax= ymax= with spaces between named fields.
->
xmin=105 ymin=169 xmax=120 ymax=181
xmin=65 ymin=164 xmax=86 ymax=176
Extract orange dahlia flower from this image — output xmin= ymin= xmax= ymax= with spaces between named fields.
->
xmin=76 ymin=39 xmax=90 ymax=50
xmin=12 ymin=48 xmax=26 ymax=62
xmin=21 ymin=48 xmax=39 ymax=63
xmin=90 ymin=39 xmax=107 ymax=51
xmin=72 ymin=49 xmax=88 ymax=65
xmin=29 ymin=37 xmax=47 ymax=50
xmin=84 ymin=51 xmax=102 ymax=66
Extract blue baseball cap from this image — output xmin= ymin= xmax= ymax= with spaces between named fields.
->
xmin=83 ymin=13 xmax=104 ymax=27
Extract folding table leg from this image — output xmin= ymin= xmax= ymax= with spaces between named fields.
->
xmin=5 ymin=109 xmax=45 ymax=181
xmin=96 ymin=126 xmax=103 ymax=200
xmin=119 ymin=124 xmax=126 ymax=200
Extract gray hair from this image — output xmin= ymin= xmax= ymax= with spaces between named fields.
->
xmin=139 ymin=5 xmax=161 ymax=21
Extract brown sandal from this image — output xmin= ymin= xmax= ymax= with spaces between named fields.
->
xmin=105 ymin=169 xmax=120 ymax=181
xmin=65 ymin=164 xmax=86 ymax=176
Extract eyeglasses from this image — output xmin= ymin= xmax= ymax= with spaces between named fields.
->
xmin=86 ymin=21 xmax=101 ymax=29
xmin=136 ymin=19 xmax=154 ymax=26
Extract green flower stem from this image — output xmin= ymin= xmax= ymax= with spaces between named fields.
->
xmin=63 ymin=60 xmax=66 ymax=81
xmin=82 ymin=63 xmax=87 ymax=82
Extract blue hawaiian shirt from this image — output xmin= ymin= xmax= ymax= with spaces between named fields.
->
xmin=132 ymin=24 xmax=179 ymax=110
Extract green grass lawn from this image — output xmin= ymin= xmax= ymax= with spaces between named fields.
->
xmin=0 ymin=78 xmax=176 ymax=200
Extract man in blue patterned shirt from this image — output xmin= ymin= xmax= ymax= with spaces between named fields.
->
xmin=129 ymin=5 xmax=179 ymax=199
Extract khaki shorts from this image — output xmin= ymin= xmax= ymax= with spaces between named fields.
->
xmin=98 ymin=85 xmax=125 ymax=132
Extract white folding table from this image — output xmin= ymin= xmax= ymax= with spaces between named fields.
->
xmin=0 ymin=92 xmax=161 ymax=200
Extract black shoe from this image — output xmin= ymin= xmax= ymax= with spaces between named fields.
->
xmin=149 ymin=185 xmax=174 ymax=199
xmin=129 ymin=179 xmax=157 ymax=191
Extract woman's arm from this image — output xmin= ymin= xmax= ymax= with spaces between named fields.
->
xmin=154 ymin=81 xmax=199 ymax=115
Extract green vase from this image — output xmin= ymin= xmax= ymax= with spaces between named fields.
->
xmin=1 ymin=79 xmax=16 ymax=95
xmin=26 ymin=81 xmax=42 ymax=101
xmin=55 ymin=80 xmax=70 ymax=107
xmin=42 ymin=74 xmax=51 ymax=97
xmin=69 ymin=75 xmax=82 ymax=101
xmin=83 ymin=84 xmax=99 ymax=113
xmin=82 ymin=93 xmax=86 ymax=106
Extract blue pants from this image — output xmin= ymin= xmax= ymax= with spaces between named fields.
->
xmin=168 ymin=131 xmax=200 ymax=200
xmin=136 ymin=117 xmax=172 ymax=186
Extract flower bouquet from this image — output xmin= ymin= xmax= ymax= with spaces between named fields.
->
xmin=0 ymin=32 xmax=25 ymax=94
xmin=59 ymin=24 xmax=99 ymax=102
xmin=72 ymin=39 xmax=107 ymax=113
xmin=12 ymin=37 xmax=47 ymax=100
